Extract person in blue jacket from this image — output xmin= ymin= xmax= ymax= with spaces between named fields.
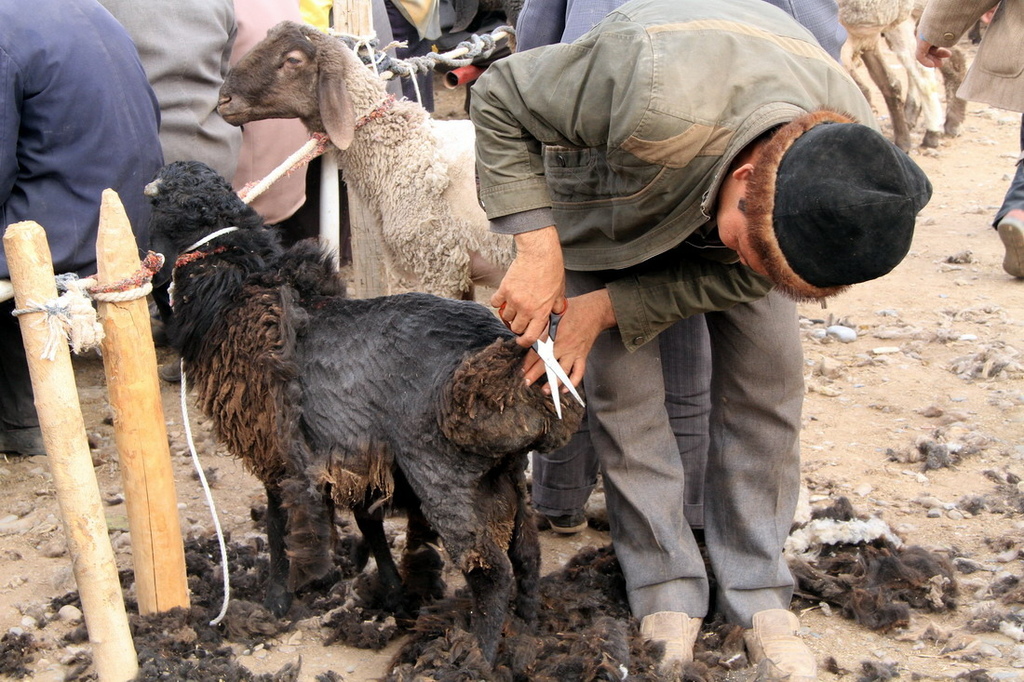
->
xmin=0 ymin=0 xmax=163 ymax=455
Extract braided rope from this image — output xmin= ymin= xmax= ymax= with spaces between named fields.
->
xmin=332 ymin=24 xmax=514 ymax=80
xmin=88 ymin=252 xmax=165 ymax=302
xmin=10 ymin=252 xmax=165 ymax=360
xmin=238 ymin=134 xmax=331 ymax=205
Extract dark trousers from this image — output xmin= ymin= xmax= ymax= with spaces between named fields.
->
xmin=995 ymin=114 xmax=1024 ymax=224
xmin=384 ymin=0 xmax=435 ymax=112
xmin=0 ymin=299 xmax=39 ymax=430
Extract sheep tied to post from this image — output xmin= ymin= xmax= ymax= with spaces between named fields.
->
xmin=217 ymin=20 xmax=515 ymax=299
xmin=146 ymin=160 xmax=583 ymax=664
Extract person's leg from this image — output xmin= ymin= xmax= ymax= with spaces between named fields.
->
xmin=0 ymin=299 xmax=45 ymax=455
xmin=384 ymin=0 xmax=435 ymax=112
xmin=702 ymin=291 xmax=803 ymax=628
xmin=659 ymin=316 xmax=712 ymax=529
xmin=532 ymin=314 xmax=711 ymax=531
xmin=530 ymin=415 xmax=598 ymax=532
xmin=566 ymin=271 xmax=709 ymax=621
xmin=994 ymin=115 xmax=1024 ymax=278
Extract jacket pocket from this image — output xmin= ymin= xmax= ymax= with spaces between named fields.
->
xmin=544 ymin=145 xmax=662 ymax=202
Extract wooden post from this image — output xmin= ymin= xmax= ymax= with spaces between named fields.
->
xmin=329 ymin=0 xmax=390 ymax=298
xmin=3 ymin=221 xmax=138 ymax=682
xmin=95 ymin=190 xmax=189 ymax=615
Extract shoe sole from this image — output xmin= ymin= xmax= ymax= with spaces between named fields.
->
xmin=548 ymin=520 xmax=588 ymax=534
xmin=998 ymin=218 xmax=1024 ymax=278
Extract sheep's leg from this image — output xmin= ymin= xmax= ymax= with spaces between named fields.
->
xmin=401 ymin=502 xmax=446 ymax=611
xmin=264 ymin=485 xmax=293 ymax=617
xmin=468 ymin=250 xmax=507 ymax=291
xmin=940 ymin=49 xmax=967 ymax=138
xmin=353 ymin=509 xmax=405 ymax=611
xmin=463 ymin=546 xmax=515 ymax=665
xmin=846 ymin=59 xmax=875 ymax=110
xmin=886 ymin=19 xmax=944 ymax=148
xmin=507 ymin=478 xmax=540 ymax=629
xmin=861 ymin=46 xmax=912 ymax=152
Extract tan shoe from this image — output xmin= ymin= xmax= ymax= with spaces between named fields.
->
xmin=640 ymin=611 xmax=702 ymax=664
xmin=743 ymin=609 xmax=817 ymax=681
xmin=998 ymin=216 xmax=1024 ymax=278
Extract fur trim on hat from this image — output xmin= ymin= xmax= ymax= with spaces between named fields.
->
xmin=744 ymin=109 xmax=854 ymax=300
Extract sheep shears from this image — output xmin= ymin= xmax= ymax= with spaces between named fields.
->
xmin=532 ymin=311 xmax=585 ymax=419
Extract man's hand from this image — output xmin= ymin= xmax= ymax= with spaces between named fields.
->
xmin=916 ymin=38 xmax=951 ymax=68
xmin=491 ymin=225 xmax=565 ymax=346
xmin=523 ymin=288 xmax=617 ymax=390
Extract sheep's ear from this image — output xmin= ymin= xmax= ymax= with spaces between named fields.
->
xmin=319 ymin=68 xmax=355 ymax=150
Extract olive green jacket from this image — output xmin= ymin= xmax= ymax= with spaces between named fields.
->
xmin=470 ymin=0 xmax=876 ymax=349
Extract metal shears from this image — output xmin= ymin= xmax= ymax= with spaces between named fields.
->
xmin=531 ymin=308 xmax=585 ymax=419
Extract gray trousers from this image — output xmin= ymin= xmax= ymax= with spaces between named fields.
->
xmin=567 ymin=271 xmax=804 ymax=627
xmin=531 ymin=315 xmax=711 ymax=527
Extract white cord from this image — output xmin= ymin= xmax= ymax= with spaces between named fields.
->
xmin=179 ymin=361 xmax=231 ymax=626
xmin=182 ymin=226 xmax=240 ymax=255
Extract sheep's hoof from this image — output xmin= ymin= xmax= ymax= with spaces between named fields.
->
xmin=264 ymin=584 xmax=293 ymax=618
xmin=921 ymin=130 xmax=942 ymax=149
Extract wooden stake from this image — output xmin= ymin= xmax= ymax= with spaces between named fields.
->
xmin=3 ymin=221 xmax=138 ymax=682
xmin=95 ymin=190 xmax=189 ymax=615
xmin=331 ymin=0 xmax=390 ymax=298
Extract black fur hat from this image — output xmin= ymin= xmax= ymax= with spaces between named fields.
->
xmin=744 ymin=110 xmax=932 ymax=300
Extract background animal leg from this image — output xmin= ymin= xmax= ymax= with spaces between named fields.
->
xmin=862 ymin=47 xmax=912 ymax=151
xmin=940 ymin=50 xmax=967 ymax=137
xmin=885 ymin=18 xmax=943 ymax=148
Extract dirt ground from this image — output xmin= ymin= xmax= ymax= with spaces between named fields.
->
xmin=2 ymin=44 xmax=1024 ymax=681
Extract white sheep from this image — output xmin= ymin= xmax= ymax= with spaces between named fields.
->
xmin=838 ymin=0 xmax=965 ymax=150
xmin=218 ymin=21 xmax=514 ymax=299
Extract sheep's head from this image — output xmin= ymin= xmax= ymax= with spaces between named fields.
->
xmin=219 ymin=21 xmax=356 ymax=150
xmin=145 ymin=160 xmax=265 ymax=260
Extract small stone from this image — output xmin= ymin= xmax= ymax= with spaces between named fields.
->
xmin=871 ymin=346 xmax=901 ymax=355
xmin=0 ymin=513 xmax=37 ymax=534
xmin=58 ymin=605 xmax=83 ymax=623
xmin=826 ymin=325 xmax=857 ymax=343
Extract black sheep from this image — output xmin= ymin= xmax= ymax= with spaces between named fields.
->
xmin=145 ymin=160 xmax=583 ymax=663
